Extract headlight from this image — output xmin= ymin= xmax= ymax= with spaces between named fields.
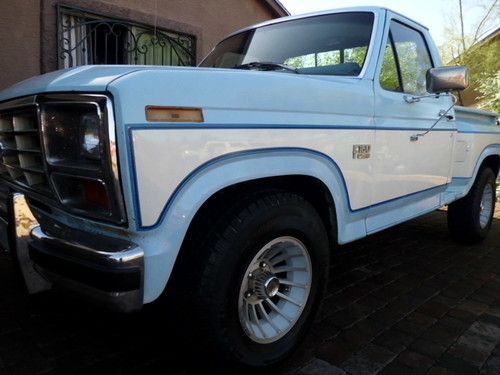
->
xmin=81 ymin=112 xmax=101 ymax=160
xmin=41 ymin=101 xmax=102 ymax=169
xmin=39 ymin=94 xmax=125 ymax=224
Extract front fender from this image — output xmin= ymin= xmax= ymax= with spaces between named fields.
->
xmin=128 ymin=147 xmax=367 ymax=302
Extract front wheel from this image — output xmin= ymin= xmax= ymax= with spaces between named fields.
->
xmin=448 ymin=167 xmax=497 ymax=244
xmin=195 ymin=192 xmax=329 ymax=367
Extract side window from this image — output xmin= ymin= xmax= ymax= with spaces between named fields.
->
xmin=380 ymin=21 xmax=433 ymax=94
xmin=284 ymin=46 xmax=368 ymax=71
xmin=285 ymin=51 xmax=341 ymax=68
xmin=380 ymin=34 xmax=402 ymax=91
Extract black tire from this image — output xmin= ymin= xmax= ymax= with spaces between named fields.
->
xmin=194 ymin=191 xmax=329 ymax=367
xmin=448 ymin=167 xmax=497 ymax=244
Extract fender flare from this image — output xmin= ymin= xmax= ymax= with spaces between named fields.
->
xmin=455 ymin=143 xmax=500 ymax=199
xmin=132 ymin=147 xmax=367 ymax=302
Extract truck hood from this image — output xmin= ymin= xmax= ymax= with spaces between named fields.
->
xmin=0 ymin=65 xmax=143 ymax=102
xmin=0 ymin=65 xmax=360 ymax=104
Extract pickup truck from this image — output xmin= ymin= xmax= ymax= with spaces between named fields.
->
xmin=0 ymin=6 xmax=499 ymax=367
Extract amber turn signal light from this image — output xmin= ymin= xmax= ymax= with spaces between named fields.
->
xmin=145 ymin=106 xmax=204 ymax=122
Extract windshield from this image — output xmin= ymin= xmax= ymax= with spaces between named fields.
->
xmin=200 ymin=12 xmax=375 ymax=76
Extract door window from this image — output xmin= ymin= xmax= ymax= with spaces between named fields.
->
xmin=379 ymin=21 xmax=433 ymax=95
xmin=380 ymin=34 xmax=402 ymax=92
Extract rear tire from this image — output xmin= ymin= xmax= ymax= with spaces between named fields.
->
xmin=194 ymin=192 xmax=329 ymax=367
xmin=448 ymin=167 xmax=496 ymax=244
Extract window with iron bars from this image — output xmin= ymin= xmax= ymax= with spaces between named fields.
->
xmin=57 ymin=6 xmax=196 ymax=68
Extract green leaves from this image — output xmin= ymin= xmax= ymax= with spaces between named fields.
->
xmin=477 ymin=71 xmax=500 ymax=112
xmin=440 ymin=0 xmax=499 ymax=112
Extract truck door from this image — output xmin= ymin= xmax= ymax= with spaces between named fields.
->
xmin=369 ymin=15 xmax=455 ymax=230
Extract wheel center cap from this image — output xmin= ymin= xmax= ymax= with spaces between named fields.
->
xmin=250 ymin=269 xmax=281 ymax=299
xmin=264 ymin=276 xmax=280 ymax=297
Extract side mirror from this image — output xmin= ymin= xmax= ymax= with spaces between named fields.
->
xmin=426 ymin=66 xmax=469 ymax=93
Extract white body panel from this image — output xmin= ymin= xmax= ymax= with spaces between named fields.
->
xmin=132 ymin=128 xmax=374 ymax=227
xmin=454 ymin=133 xmax=500 ymax=177
xmin=371 ymin=129 xmax=454 ymax=201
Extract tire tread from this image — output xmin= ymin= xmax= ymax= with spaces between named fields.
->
xmin=448 ymin=167 xmax=496 ymax=244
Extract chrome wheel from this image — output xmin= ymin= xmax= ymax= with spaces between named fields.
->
xmin=479 ymin=184 xmax=494 ymax=229
xmin=238 ymin=236 xmax=312 ymax=344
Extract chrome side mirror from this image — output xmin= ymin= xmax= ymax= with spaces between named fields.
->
xmin=426 ymin=66 xmax=469 ymax=93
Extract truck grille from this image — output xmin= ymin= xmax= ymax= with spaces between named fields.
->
xmin=0 ymin=185 xmax=12 ymax=253
xmin=0 ymin=105 xmax=52 ymax=196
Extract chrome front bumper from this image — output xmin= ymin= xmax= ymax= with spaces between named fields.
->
xmin=28 ymin=224 xmax=144 ymax=312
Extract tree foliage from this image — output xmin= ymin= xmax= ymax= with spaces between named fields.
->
xmin=380 ymin=40 xmax=433 ymax=95
xmin=440 ymin=0 xmax=499 ymax=112
xmin=285 ymin=46 xmax=367 ymax=69
xmin=477 ymin=70 xmax=500 ymax=112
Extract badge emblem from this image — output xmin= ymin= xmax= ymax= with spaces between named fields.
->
xmin=352 ymin=145 xmax=371 ymax=159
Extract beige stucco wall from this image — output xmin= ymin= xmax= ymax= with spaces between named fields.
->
xmin=0 ymin=0 xmax=41 ymax=90
xmin=0 ymin=0 xmax=278 ymax=91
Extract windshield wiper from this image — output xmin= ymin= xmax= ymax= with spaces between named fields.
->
xmin=234 ymin=62 xmax=299 ymax=73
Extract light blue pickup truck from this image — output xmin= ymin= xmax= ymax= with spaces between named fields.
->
xmin=0 ymin=6 xmax=499 ymax=367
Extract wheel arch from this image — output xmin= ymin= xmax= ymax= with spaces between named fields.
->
xmin=456 ymin=145 xmax=500 ymax=200
xmin=165 ymin=174 xmax=337 ymax=303
xmin=139 ymin=148 xmax=360 ymax=303
xmin=480 ymin=154 xmax=500 ymax=178
xmin=175 ymin=174 xmax=337 ymax=263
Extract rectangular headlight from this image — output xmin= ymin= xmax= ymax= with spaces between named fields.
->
xmin=39 ymin=94 xmax=125 ymax=224
xmin=41 ymin=102 xmax=102 ymax=169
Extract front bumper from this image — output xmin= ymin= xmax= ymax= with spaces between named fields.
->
xmin=28 ymin=224 xmax=144 ymax=312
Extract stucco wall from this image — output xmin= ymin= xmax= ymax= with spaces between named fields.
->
xmin=0 ymin=0 xmax=41 ymax=90
xmin=0 ymin=0 xmax=278 ymax=91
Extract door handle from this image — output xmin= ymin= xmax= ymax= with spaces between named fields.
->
xmin=410 ymin=94 xmax=458 ymax=142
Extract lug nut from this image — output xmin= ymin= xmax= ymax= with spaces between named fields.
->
xmin=248 ymin=272 xmax=254 ymax=279
xmin=260 ymin=261 xmax=267 ymax=269
xmin=245 ymin=290 xmax=253 ymax=298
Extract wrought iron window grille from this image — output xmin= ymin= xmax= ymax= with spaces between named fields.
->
xmin=57 ymin=6 xmax=196 ymax=68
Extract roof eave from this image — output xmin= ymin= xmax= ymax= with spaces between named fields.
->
xmin=262 ymin=0 xmax=290 ymax=17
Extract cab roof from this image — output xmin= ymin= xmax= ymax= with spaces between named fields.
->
xmin=225 ymin=6 xmax=428 ymax=40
